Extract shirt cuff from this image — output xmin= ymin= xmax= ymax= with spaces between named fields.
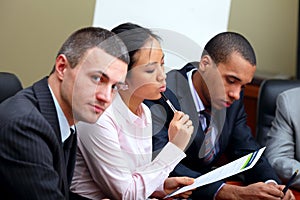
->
xmin=265 ymin=179 xmax=278 ymax=185
xmin=154 ymin=142 xmax=186 ymax=166
xmin=214 ymin=183 xmax=226 ymax=200
xmin=153 ymin=183 xmax=167 ymax=198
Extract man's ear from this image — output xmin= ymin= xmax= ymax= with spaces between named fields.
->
xmin=199 ymin=55 xmax=212 ymax=72
xmin=54 ymin=54 xmax=69 ymax=80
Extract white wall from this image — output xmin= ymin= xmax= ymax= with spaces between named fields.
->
xmin=228 ymin=0 xmax=298 ymax=78
xmin=93 ymin=0 xmax=232 ymax=71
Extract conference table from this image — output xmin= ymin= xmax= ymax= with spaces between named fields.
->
xmin=294 ymin=190 xmax=300 ymax=199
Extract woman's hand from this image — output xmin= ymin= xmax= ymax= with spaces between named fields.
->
xmin=164 ymin=176 xmax=195 ymax=199
xmin=168 ymin=111 xmax=194 ymax=151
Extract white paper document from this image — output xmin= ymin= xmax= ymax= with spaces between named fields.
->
xmin=164 ymin=147 xmax=266 ymax=198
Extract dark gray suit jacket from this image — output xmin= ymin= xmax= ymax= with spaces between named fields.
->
xmin=145 ymin=63 xmax=281 ymax=199
xmin=0 ymin=77 xmax=76 ymax=200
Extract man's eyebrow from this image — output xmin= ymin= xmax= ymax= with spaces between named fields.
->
xmin=228 ymin=74 xmax=242 ymax=82
xmin=96 ymin=71 xmax=108 ymax=78
xmin=97 ymin=70 xmax=126 ymax=85
xmin=95 ymin=71 xmax=110 ymax=82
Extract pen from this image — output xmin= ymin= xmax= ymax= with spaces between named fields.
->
xmin=282 ymin=169 xmax=298 ymax=194
xmin=160 ymin=92 xmax=177 ymax=113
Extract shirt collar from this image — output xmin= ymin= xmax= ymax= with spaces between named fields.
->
xmin=114 ymin=93 xmax=151 ymax=128
xmin=187 ymin=69 xmax=205 ymax=113
xmin=48 ymin=85 xmax=71 ymax=142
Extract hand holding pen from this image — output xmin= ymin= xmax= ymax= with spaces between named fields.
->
xmin=161 ymin=92 xmax=193 ymax=151
xmin=283 ymin=169 xmax=298 ymax=194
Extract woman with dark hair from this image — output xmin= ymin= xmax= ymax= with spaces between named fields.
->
xmin=70 ymin=23 xmax=194 ymax=200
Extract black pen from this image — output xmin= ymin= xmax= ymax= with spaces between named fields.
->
xmin=160 ymin=92 xmax=177 ymax=113
xmin=282 ymin=169 xmax=298 ymax=194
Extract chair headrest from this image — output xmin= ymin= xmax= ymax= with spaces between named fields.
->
xmin=256 ymin=79 xmax=300 ymax=146
xmin=0 ymin=72 xmax=23 ymax=103
xmin=258 ymin=79 xmax=300 ymax=117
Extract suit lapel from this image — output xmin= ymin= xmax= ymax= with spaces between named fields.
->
xmin=32 ymin=77 xmax=69 ymax=198
xmin=169 ymin=64 xmax=229 ymax=165
xmin=167 ymin=63 xmax=205 ymax=149
xmin=32 ymin=77 xmax=61 ymax=141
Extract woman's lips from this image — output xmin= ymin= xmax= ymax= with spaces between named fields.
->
xmin=159 ymin=85 xmax=166 ymax=92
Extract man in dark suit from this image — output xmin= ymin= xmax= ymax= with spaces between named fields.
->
xmin=0 ymin=27 xmax=129 ymax=200
xmin=145 ymin=32 xmax=295 ymax=199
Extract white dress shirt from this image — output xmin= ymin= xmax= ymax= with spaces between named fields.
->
xmin=71 ymin=93 xmax=185 ymax=200
xmin=48 ymin=85 xmax=73 ymax=142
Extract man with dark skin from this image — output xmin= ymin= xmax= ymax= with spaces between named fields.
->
xmin=145 ymin=31 xmax=295 ymax=200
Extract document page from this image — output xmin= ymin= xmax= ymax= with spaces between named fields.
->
xmin=165 ymin=147 xmax=266 ymax=198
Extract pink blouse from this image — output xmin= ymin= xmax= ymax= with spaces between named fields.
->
xmin=71 ymin=93 xmax=185 ymax=200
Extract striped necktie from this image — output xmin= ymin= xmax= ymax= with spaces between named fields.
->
xmin=200 ymin=109 xmax=211 ymax=131
xmin=199 ymin=108 xmax=219 ymax=164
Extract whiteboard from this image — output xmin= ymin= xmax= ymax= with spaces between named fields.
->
xmin=93 ymin=0 xmax=232 ymax=71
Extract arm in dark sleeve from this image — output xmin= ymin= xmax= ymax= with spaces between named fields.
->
xmin=227 ymin=92 xmax=281 ymax=184
xmin=144 ymin=88 xmax=180 ymax=155
xmin=144 ymin=89 xmax=225 ymax=199
xmin=0 ymin=114 xmax=65 ymax=200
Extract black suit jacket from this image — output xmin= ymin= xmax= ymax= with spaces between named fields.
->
xmin=145 ymin=63 xmax=281 ymax=199
xmin=0 ymin=77 xmax=77 ymax=200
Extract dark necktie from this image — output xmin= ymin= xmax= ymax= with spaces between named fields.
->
xmin=63 ymin=128 xmax=75 ymax=165
xmin=200 ymin=108 xmax=211 ymax=131
xmin=199 ymin=108 xmax=218 ymax=164
xmin=62 ymin=128 xmax=76 ymax=195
